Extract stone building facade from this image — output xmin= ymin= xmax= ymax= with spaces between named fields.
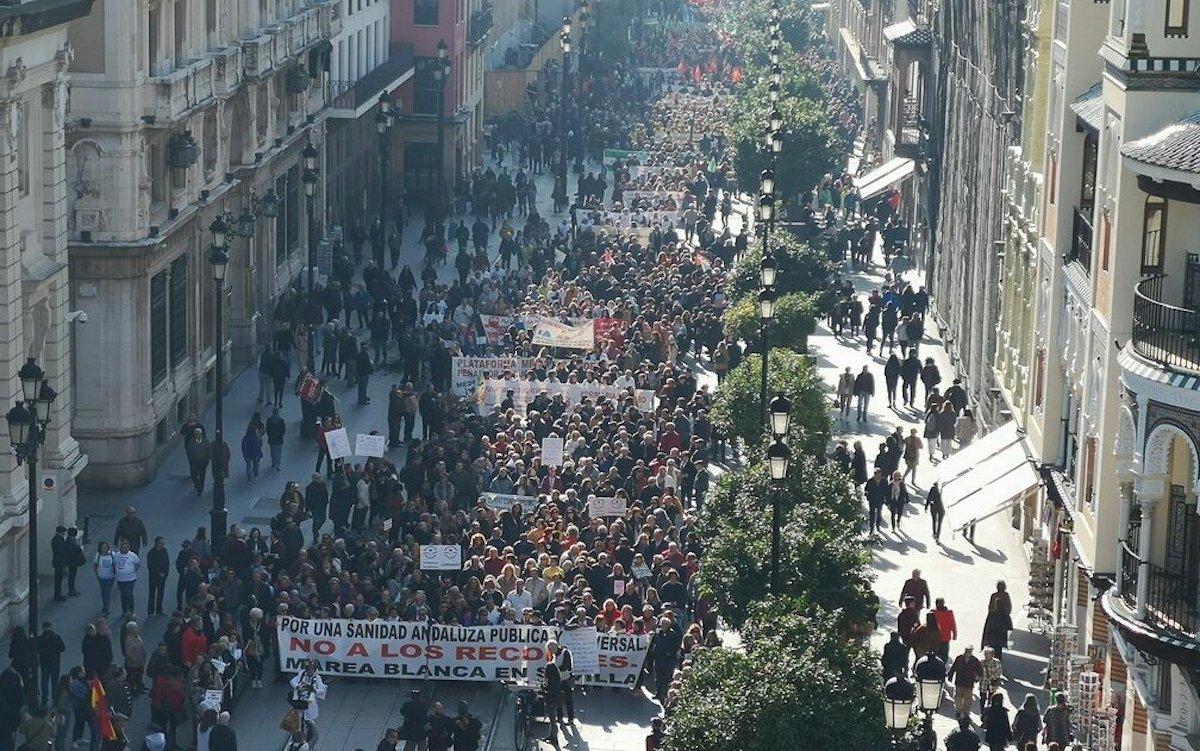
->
xmin=64 ymin=0 xmax=341 ymax=487
xmin=0 ymin=0 xmax=93 ymax=633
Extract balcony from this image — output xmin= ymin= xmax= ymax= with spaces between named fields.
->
xmin=892 ymin=98 xmax=926 ymax=158
xmin=1120 ymin=547 xmax=1198 ymax=637
xmin=468 ymin=3 xmax=494 ymax=50
xmin=1066 ymin=206 xmax=1093 ymax=272
xmin=327 ymin=46 xmax=416 ymax=119
xmin=1132 ymin=274 xmax=1200 ymax=376
xmin=145 ymin=58 xmax=216 ymax=122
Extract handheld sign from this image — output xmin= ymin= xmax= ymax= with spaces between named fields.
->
xmin=588 ymin=496 xmax=627 ymax=517
xmin=541 ymin=436 xmax=565 ymax=467
xmin=325 ymin=428 xmax=352 ymax=460
xmin=560 ymin=627 xmax=601 ymax=674
xmin=420 ymin=544 xmax=462 ymax=571
xmin=355 ymin=433 xmax=387 ymax=457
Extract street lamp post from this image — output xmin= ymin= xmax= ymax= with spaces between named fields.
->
xmin=766 ymin=393 xmax=791 ymax=595
xmin=758 ymin=188 xmax=776 ymax=427
xmin=207 ymin=216 xmax=230 ymax=554
xmin=376 ymin=93 xmax=393 ymax=269
xmin=301 ymin=142 xmax=319 ymax=380
xmin=558 ymin=17 xmax=572 ymax=209
xmin=912 ymin=653 xmax=946 ymax=751
xmin=434 ymin=39 xmax=450 ymax=228
xmin=6 ymin=358 xmax=57 ymax=707
xmin=883 ymin=674 xmax=916 ymax=746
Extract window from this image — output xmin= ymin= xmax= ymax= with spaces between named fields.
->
xmin=1142 ymin=195 xmax=1167 ymax=274
xmin=1033 ymin=349 xmax=1045 ymax=407
xmin=1047 ymin=155 xmax=1057 ymax=206
xmin=1080 ymin=130 xmax=1098 ymax=211
xmin=412 ymin=59 xmax=441 ymax=115
xmin=403 ymin=141 xmax=439 ymax=197
xmin=169 ymin=256 xmax=188 ymax=366
xmin=1167 ymin=0 xmax=1189 ymax=36
xmin=174 ymin=0 xmax=188 ymax=69
xmin=1081 ymin=437 xmax=1097 ymax=513
xmin=16 ymin=101 xmax=28 ymax=196
xmin=414 ymin=0 xmax=439 ymax=25
xmin=274 ymin=167 xmax=300 ymax=267
xmin=206 ymin=0 xmax=218 ymax=49
xmin=151 ymin=271 xmax=168 ymax=386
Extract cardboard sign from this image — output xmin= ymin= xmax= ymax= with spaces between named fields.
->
xmin=355 ymin=433 xmax=387 ymax=457
xmin=480 ymin=492 xmax=540 ymax=515
xmin=531 ymin=319 xmax=595 ymax=350
xmin=420 ymin=544 xmax=462 ymax=571
xmin=613 ymin=579 xmax=626 ymax=597
xmin=382 ymin=518 xmax=393 ymax=532
xmin=588 ymin=496 xmax=627 ymax=517
xmin=325 ymin=427 xmax=351 ymax=460
xmin=559 ymin=627 xmax=601 ymax=674
xmin=541 ymin=436 xmax=565 ymax=467
xmin=297 ymin=373 xmax=322 ymax=404
xmin=202 ymin=689 xmax=223 ymax=709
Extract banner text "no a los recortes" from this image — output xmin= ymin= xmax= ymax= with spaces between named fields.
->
xmin=276 ymin=616 xmax=650 ymax=687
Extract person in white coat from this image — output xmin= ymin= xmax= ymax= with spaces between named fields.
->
xmin=288 ymin=660 xmax=327 ymax=745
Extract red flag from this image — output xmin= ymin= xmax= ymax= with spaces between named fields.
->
xmin=91 ymin=678 xmax=118 ymax=741
xmin=731 ymin=66 xmax=743 ymax=84
xmin=693 ymin=65 xmax=702 ymax=83
xmin=706 ymin=58 xmax=717 ymax=73
xmin=676 ymin=61 xmax=688 ymax=76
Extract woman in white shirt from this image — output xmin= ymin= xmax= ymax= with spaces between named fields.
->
xmin=93 ymin=541 xmax=116 ymax=616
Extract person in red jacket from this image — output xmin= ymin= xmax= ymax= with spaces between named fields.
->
xmin=933 ymin=597 xmax=958 ymax=663
xmin=180 ymin=617 xmax=208 ymax=668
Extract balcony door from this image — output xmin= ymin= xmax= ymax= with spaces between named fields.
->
xmin=1165 ymin=485 xmax=1199 ymax=580
xmin=1184 ymin=252 xmax=1200 ymax=310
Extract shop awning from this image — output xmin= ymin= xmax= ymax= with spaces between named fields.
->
xmin=854 ymin=156 xmax=915 ymax=200
xmin=937 ymin=421 xmax=1038 ymax=534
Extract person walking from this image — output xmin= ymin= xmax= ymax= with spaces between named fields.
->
xmin=1012 ymin=694 xmax=1043 ymax=750
xmin=398 ymin=689 xmax=428 ymax=751
xmin=932 ymin=598 xmax=958 ymax=663
xmin=945 ymin=716 xmax=982 ymax=751
xmin=899 ymin=569 xmax=932 ymax=609
xmin=909 ymin=614 xmax=942 ymax=665
xmin=926 ymin=482 xmax=946 ymax=541
xmin=945 ymin=645 xmax=983 ymax=719
xmin=956 ymin=408 xmax=978 ymax=448
xmin=851 ymin=441 xmax=869 ymax=500
xmin=853 ymin=365 xmax=875 ymax=424
xmin=36 ymin=622 xmax=64 ymax=706
xmin=887 ymin=470 xmax=909 ymax=532
xmin=1042 ymin=694 xmax=1072 ymax=747
xmin=266 ymin=408 xmax=286 ymax=472
xmin=112 ymin=539 xmax=140 ymax=615
xmin=146 ymin=536 xmax=169 ymax=618
xmin=64 ymin=527 xmax=84 ymax=598
xmin=114 ymin=507 xmax=148 ymax=554
xmin=884 ymin=353 xmax=901 ymax=408
xmin=923 ymin=408 xmax=940 ymax=463
xmin=836 ymin=367 xmax=854 ymax=424
xmin=981 ymin=693 xmax=1013 ymax=751
xmin=982 ymin=582 xmax=1014 ymax=661
xmin=51 ymin=526 xmax=70 ymax=602
xmin=902 ymin=428 xmax=922 ymax=485
xmin=901 ymin=349 xmax=921 ymax=407
xmin=288 ymin=660 xmax=326 ymax=748
xmin=548 ymin=640 xmax=575 ymax=724
xmin=356 ymin=343 xmax=374 ymax=405
xmin=93 ymin=542 xmax=116 ymax=617
xmin=882 ymin=632 xmax=909 ymax=679
xmin=980 ymin=646 xmax=1004 ymax=714
xmin=184 ymin=427 xmax=211 ymax=496
xmin=241 ymin=421 xmax=263 ymax=481
xmin=920 ymin=357 xmax=942 ymax=406
xmin=937 ymin=401 xmax=957 ymax=459
xmin=865 ymin=468 xmax=888 ymax=536
xmin=451 ymin=700 xmax=482 ymax=751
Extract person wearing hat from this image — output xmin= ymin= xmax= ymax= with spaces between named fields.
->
xmin=452 ymin=700 xmax=482 ymax=751
xmin=399 ymin=689 xmax=429 ymax=751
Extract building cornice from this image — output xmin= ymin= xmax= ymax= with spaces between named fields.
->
xmin=0 ymin=0 xmax=93 ymax=38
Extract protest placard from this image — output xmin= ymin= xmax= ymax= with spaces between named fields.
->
xmin=541 ymin=436 xmax=564 ymax=467
xmin=325 ymin=428 xmax=351 ymax=460
xmin=531 ymin=319 xmax=595 ymax=350
xmin=420 ymin=544 xmax=462 ymax=571
xmin=613 ymin=579 xmax=626 ymax=596
xmin=355 ymin=433 xmax=387 ymax=457
xmin=560 ymin=627 xmax=601 ymax=674
xmin=588 ymin=496 xmax=628 ymax=517
xmin=480 ymin=492 xmax=540 ymax=514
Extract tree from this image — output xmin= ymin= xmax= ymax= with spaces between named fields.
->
xmin=697 ymin=497 xmax=876 ymax=629
xmin=727 ymin=232 xmax=836 ymax=304
xmin=662 ymin=600 xmax=889 ymax=751
xmin=711 ymin=349 xmax=829 ymax=456
xmin=723 ymin=291 xmax=818 ymax=353
xmin=699 ymin=458 xmax=861 ymax=535
xmin=728 ymin=80 xmax=841 ymax=199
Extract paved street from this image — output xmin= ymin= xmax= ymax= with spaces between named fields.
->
xmin=809 ymin=241 xmax=1051 ymax=739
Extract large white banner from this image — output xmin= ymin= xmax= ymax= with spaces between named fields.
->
xmin=531 ymin=319 xmax=595 ymax=350
xmin=476 ymin=379 xmax=655 ymax=414
xmin=480 ymin=492 xmax=540 ymax=514
xmin=452 ymin=356 xmax=546 ymax=397
xmin=276 ymin=616 xmax=649 ymax=687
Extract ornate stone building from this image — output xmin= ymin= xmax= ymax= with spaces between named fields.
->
xmin=65 ymin=0 xmax=341 ymax=487
xmin=0 ymin=0 xmax=92 ymax=633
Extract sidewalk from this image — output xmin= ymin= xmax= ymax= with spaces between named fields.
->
xmin=808 ymin=239 xmax=1050 ymax=737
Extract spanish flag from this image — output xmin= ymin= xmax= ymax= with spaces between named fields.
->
xmin=90 ymin=677 xmax=119 ymax=741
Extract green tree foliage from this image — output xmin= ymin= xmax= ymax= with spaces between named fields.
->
xmin=699 ymin=458 xmax=861 ymax=534
xmin=662 ymin=599 xmax=889 ymax=751
xmin=723 ymin=291 xmax=818 ymax=353
xmin=711 ymin=349 xmax=829 ymax=455
xmin=728 ymin=78 xmax=841 ymax=198
xmin=727 ymin=232 xmax=837 ymax=303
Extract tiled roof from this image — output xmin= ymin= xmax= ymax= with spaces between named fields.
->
xmin=883 ymin=19 xmax=932 ymax=47
xmin=1122 ymin=110 xmax=1200 ymax=175
xmin=1069 ymin=82 xmax=1103 ymax=132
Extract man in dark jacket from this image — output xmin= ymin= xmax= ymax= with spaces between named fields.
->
xmin=649 ymin=616 xmax=682 ymax=703
xmin=881 ymin=632 xmax=908 ymax=679
xmin=265 ymin=409 xmax=286 ymax=472
xmin=945 ymin=716 xmax=981 ymax=751
xmin=51 ymin=526 xmax=69 ymax=601
xmin=147 ymin=536 xmax=170 ymax=617
xmin=210 ymin=711 xmax=238 ymax=751
xmin=920 ymin=358 xmax=942 ymax=405
xmin=305 ymin=474 xmax=329 ymax=538
xmin=115 ymin=507 xmax=148 ymax=553
xmin=864 ymin=468 xmax=889 ymax=535
xmin=356 ymin=343 xmax=374 ymax=405
xmin=853 ymin=365 xmax=875 ymax=423
xmin=37 ymin=622 xmax=65 ymax=703
xmin=426 ymin=702 xmax=454 ymax=751
xmin=451 ymin=701 xmax=482 ymax=751
xmin=901 ymin=350 xmax=921 ymax=407
xmin=944 ymin=378 xmax=969 ymax=414
xmin=399 ymin=689 xmax=429 ymax=751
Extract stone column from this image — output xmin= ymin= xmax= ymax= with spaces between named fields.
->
xmin=1133 ymin=475 xmax=1166 ymax=619
xmin=1114 ymin=479 xmax=1135 ymax=597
